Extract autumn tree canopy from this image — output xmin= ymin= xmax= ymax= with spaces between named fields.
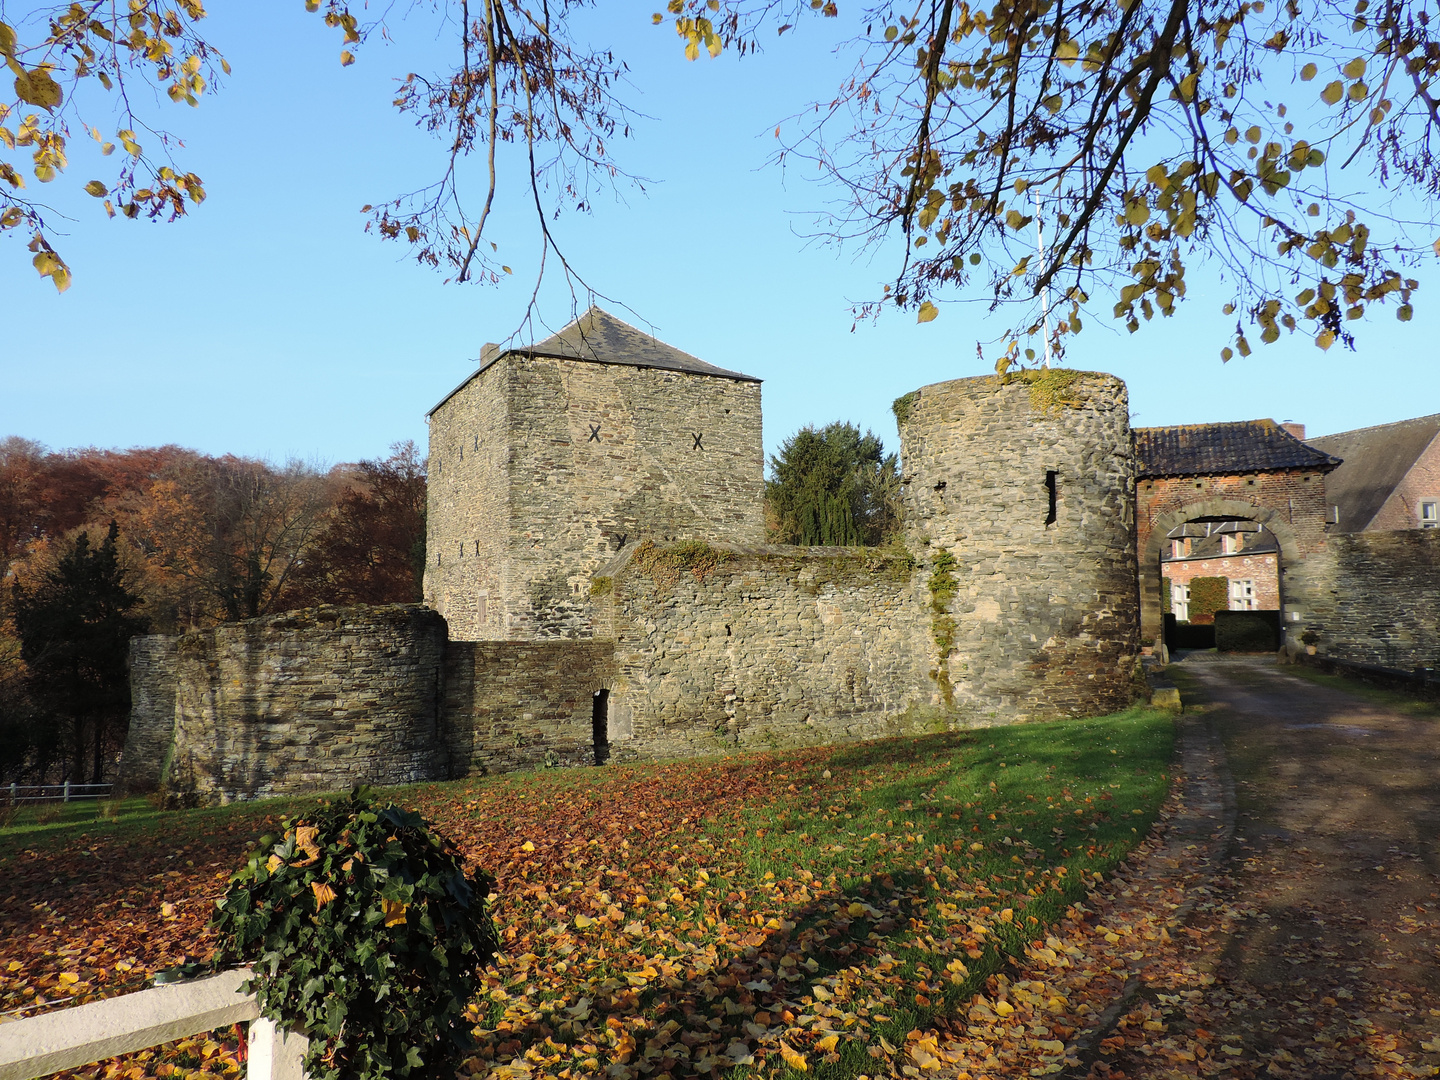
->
xmin=3 ymin=1 xmax=1437 ymax=357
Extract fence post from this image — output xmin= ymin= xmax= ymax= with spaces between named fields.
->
xmin=63 ymin=781 xmax=70 ymax=804
xmin=248 ymin=1018 xmax=309 ymax=1080
xmin=7 ymin=782 xmax=13 ymax=806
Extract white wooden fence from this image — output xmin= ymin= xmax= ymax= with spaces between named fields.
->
xmin=0 ymin=969 xmax=308 ymax=1080
xmin=4 ymin=783 xmax=113 ymax=805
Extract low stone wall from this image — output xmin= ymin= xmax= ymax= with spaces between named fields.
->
xmin=166 ymin=605 xmax=448 ymax=803
xmin=1296 ymin=530 xmax=1440 ymax=670
xmin=593 ymin=542 xmax=937 ymax=760
xmin=120 ymin=635 xmax=180 ymax=792
xmin=444 ymin=640 xmax=615 ymax=774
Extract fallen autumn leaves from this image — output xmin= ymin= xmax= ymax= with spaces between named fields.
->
xmin=0 ymin=709 xmax=1179 ymax=1080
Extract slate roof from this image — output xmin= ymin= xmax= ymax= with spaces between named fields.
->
xmin=1160 ymin=520 xmax=1280 ymax=561
xmin=1307 ymin=414 xmax=1440 ymax=532
xmin=1134 ymin=420 xmax=1340 ymax=479
xmin=429 ymin=306 xmax=759 ymax=416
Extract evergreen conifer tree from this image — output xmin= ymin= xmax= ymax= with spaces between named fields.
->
xmin=766 ymin=424 xmax=900 ymax=546
xmin=12 ymin=522 xmax=150 ymax=783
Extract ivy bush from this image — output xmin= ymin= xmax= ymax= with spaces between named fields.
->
xmin=212 ymin=787 xmax=498 ymax=1080
xmin=1187 ymin=576 xmax=1229 ymax=624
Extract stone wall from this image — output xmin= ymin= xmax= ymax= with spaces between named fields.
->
xmin=120 ymin=635 xmax=180 ymax=792
xmin=1292 ymin=529 xmax=1440 ymax=670
xmin=897 ymin=372 xmax=1141 ymax=719
xmin=166 ymin=606 xmax=448 ymax=803
xmin=444 ymin=640 xmax=615 ymax=774
xmin=593 ymin=542 xmax=934 ymax=760
xmin=426 ymin=354 xmax=765 ymax=641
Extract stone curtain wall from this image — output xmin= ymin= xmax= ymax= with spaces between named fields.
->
xmin=165 ymin=606 xmax=449 ymax=803
xmin=897 ymin=373 xmax=1141 ymax=719
xmin=443 ymin=640 xmax=616 ymax=775
xmin=425 ymin=360 xmax=513 ymax=640
xmin=120 ymin=635 xmax=180 ymax=792
xmin=1294 ymin=529 xmax=1440 ymax=669
xmin=593 ymin=543 xmax=934 ymax=760
xmin=426 ymin=354 xmax=765 ymax=641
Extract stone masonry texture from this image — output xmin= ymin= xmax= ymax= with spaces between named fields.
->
xmin=425 ymin=354 xmax=765 ymax=641
xmin=898 ymin=373 xmax=1142 ymax=719
xmin=1291 ymin=529 xmax=1440 ymax=670
xmin=444 ymin=640 xmax=616 ymax=775
xmin=164 ymin=606 xmax=449 ymax=803
xmin=592 ymin=543 xmax=934 ymax=761
xmin=121 ymin=635 xmax=180 ymax=793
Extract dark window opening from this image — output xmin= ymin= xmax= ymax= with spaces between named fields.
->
xmin=592 ymin=690 xmax=610 ymax=765
xmin=1045 ymin=470 xmax=1058 ymax=525
xmin=725 ymin=624 xmax=732 ymax=636
xmin=933 ymin=480 xmax=947 ymax=494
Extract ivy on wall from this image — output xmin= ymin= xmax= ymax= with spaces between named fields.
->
xmin=1188 ymin=576 xmax=1229 ymax=625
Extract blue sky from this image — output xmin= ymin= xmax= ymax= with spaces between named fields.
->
xmin=3 ymin=6 xmax=1437 ymax=469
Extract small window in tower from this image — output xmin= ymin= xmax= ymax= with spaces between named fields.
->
xmin=1045 ymin=470 xmax=1058 ymax=525
xmin=477 ymin=595 xmax=488 ymax=623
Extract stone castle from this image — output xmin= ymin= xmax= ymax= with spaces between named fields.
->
xmin=127 ymin=307 xmax=1146 ymax=803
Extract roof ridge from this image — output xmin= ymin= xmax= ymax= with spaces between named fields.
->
xmin=1310 ymin=413 xmax=1440 ymax=441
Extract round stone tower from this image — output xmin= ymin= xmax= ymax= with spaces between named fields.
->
xmin=896 ymin=371 xmax=1139 ymax=720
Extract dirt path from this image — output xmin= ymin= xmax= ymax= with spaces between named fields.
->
xmin=1078 ymin=657 xmax=1440 ymax=1080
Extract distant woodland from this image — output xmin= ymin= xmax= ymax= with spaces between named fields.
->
xmin=0 ymin=438 xmax=426 ymax=785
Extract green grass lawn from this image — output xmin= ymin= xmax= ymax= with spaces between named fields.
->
xmin=0 ymin=704 xmax=1174 ymax=1080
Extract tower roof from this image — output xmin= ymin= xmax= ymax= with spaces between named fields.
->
xmin=429 ymin=306 xmax=759 ymax=417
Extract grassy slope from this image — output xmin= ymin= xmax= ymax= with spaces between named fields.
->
xmin=0 ymin=706 xmax=1174 ymax=1080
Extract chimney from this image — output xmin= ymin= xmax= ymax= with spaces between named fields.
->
xmin=479 ymin=342 xmax=501 ymax=366
xmin=1281 ymin=422 xmax=1306 ymax=441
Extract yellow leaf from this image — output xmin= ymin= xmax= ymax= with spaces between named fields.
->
xmin=812 ymin=984 xmax=832 ymax=1001
xmin=340 ymin=50 xmax=355 ymax=66
xmin=160 ymin=902 xmax=175 ymax=918
xmin=521 ymin=840 xmax=535 ymax=852
xmin=1300 ymin=62 xmax=1317 ymax=81
xmin=847 ymin=902 xmax=867 ymax=917
xmin=574 ymin=914 xmax=594 ymax=928
xmin=311 ymin=881 xmax=338 ymax=908
xmin=779 ymin=1040 xmax=809 ymax=1072
xmin=0 ymin=22 xmax=15 ymax=58
xmin=14 ymin=67 xmax=62 ymax=111
xmin=58 ymin=972 xmax=80 ymax=985
xmin=815 ymin=1035 xmax=839 ymax=1052
xmin=265 ymin=854 xmax=283 ymax=873
xmin=1342 ymin=56 xmax=1367 ymax=78
xmin=1321 ymin=80 xmax=1343 ymax=105
xmin=5 ymin=961 xmax=19 ymax=972
xmin=1316 ymin=329 xmax=1335 ymax=350
xmin=917 ymin=301 xmax=939 ymax=323
xmin=84 ymin=180 xmax=107 ymax=197
xmin=382 ymin=899 xmax=408 ymax=926
xmin=994 ymin=999 xmax=1015 ymax=1017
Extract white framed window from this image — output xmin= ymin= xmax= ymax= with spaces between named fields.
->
xmin=1229 ymin=579 xmax=1257 ymax=610
xmin=1171 ymin=582 xmax=1190 ymax=622
xmin=1421 ymin=500 xmax=1439 ymax=528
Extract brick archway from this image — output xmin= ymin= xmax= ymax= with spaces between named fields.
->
xmin=1140 ymin=497 xmax=1305 ymax=643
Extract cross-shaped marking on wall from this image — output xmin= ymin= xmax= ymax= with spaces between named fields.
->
xmin=588 ymin=423 xmax=601 ymax=443
xmin=691 ymin=432 xmax=704 ymax=451
xmin=614 ymin=533 xmax=629 ymax=550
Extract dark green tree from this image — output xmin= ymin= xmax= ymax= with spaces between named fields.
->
xmin=12 ymin=522 xmax=150 ymax=784
xmin=767 ymin=423 xmax=901 ymax=547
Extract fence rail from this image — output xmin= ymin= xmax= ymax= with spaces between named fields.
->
xmin=0 ymin=969 xmax=308 ymax=1080
xmin=3 ymin=783 xmax=113 ymax=805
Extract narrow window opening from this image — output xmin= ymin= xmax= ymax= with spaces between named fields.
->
xmin=1044 ymin=470 xmax=1058 ymax=525
xmin=725 ymin=624 xmax=732 ymax=636
xmin=592 ymin=690 xmax=610 ymax=765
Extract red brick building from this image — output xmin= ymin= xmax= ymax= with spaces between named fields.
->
xmin=1308 ymin=413 xmax=1440 ymax=532
xmin=1160 ymin=522 xmax=1281 ymax=621
xmin=1134 ymin=420 xmax=1340 ymax=644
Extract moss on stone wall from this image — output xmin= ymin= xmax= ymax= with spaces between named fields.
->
xmin=1002 ymin=368 xmax=1091 ymax=412
xmin=590 ymin=576 xmax=613 ymax=597
xmin=927 ymin=549 xmax=959 ymax=706
xmin=892 ymin=390 xmax=920 ymax=427
xmin=632 ymin=540 xmax=734 ymax=591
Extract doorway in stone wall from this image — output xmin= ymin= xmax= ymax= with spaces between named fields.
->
xmin=592 ymin=690 xmax=610 ymax=765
